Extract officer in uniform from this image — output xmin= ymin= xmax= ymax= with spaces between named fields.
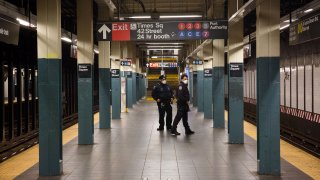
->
xmin=171 ymin=74 xmax=194 ymax=135
xmin=152 ymin=75 xmax=174 ymax=131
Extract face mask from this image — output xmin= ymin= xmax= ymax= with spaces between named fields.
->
xmin=162 ymin=80 xmax=167 ymax=84
xmin=182 ymin=80 xmax=188 ymax=84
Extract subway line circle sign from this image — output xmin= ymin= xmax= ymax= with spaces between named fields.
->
xmin=97 ymin=20 xmax=228 ymax=41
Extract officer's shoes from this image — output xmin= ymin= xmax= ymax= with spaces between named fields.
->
xmin=157 ymin=127 xmax=164 ymax=131
xmin=166 ymin=127 xmax=172 ymax=130
xmin=185 ymin=130 xmax=195 ymax=135
xmin=171 ymin=130 xmax=181 ymax=136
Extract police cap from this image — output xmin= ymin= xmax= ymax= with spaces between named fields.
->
xmin=159 ymin=75 xmax=166 ymax=80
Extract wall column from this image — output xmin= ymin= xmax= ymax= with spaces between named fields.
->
xmin=111 ymin=42 xmax=121 ymax=119
xmin=98 ymin=5 xmax=112 ymax=129
xmin=197 ymin=50 xmax=204 ymax=112
xmin=37 ymin=0 xmax=63 ymax=175
xmin=228 ymin=0 xmax=244 ymax=144
xmin=203 ymin=45 xmax=213 ymax=119
xmin=256 ymin=0 xmax=281 ymax=175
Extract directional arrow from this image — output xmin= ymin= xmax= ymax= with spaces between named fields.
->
xmin=98 ymin=24 xmax=111 ymax=40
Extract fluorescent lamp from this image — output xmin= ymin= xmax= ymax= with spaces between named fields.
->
xmin=94 ymin=49 xmax=99 ymax=54
xmin=304 ymin=9 xmax=313 ymax=13
xmin=151 ymin=56 xmax=158 ymax=58
xmin=128 ymin=16 xmax=151 ymax=19
xmin=16 ymin=18 xmax=36 ymax=27
xmin=280 ymin=24 xmax=290 ymax=30
xmin=147 ymin=49 xmax=181 ymax=51
xmin=146 ymin=46 xmax=183 ymax=48
xmin=160 ymin=15 xmax=202 ymax=19
xmin=283 ymin=20 xmax=290 ymax=23
xmin=61 ymin=37 xmax=72 ymax=43
xmin=145 ymin=43 xmax=184 ymax=45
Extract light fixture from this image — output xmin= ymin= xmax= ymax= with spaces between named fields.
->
xmin=61 ymin=37 xmax=72 ymax=43
xmin=283 ymin=20 xmax=290 ymax=23
xmin=94 ymin=49 xmax=100 ymax=54
xmin=280 ymin=24 xmax=290 ymax=30
xmin=145 ymin=46 xmax=183 ymax=48
xmin=144 ymin=43 xmax=184 ymax=45
xmin=147 ymin=48 xmax=181 ymax=51
xmin=16 ymin=18 xmax=36 ymax=27
xmin=160 ymin=15 xmax=202 ymax=19
xmin=128 ymin=15 xmax=151 ymax=19
xmin=304 ymin=9 xmax=313 ymax=13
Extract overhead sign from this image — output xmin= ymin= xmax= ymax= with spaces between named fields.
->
xmin=0 ymin=17 xmax=20 ymax=45
xmin=204 ymin=69 xmax=212 ymax=77
xmin=289 ymin=10 xmax=320 ymax=45
xmin=193 ymin=59 xmax=203 ymax=65
xmin=149 ymin=62 xmax=178 ymax=68
xmin=120 ymin=59 xmax=132 ymax=66
xmin=97 ymin=20 xmax=228 ymax=41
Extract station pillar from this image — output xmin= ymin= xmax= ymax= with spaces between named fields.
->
xmin=228 ymin=0 xmax=244 ymax=144
xmin=203 ymin=46 xmax=213 ymax=119
xmin=256 ymin=0 xmax=281 ymax=175
xmin=197 ymin=49 xmax=204 ymax=112
xmin=111 ymin=42 xmax=121 ymax=119
xmin=212 ymin=39 xmax=225 ymax=128
xmin=77 ymin=0 xmax=94 ymax=145
xmin=37 ymin=0 xmax=63 ymax=175
xmin=98 ymin=5 xmax=112 ymax=129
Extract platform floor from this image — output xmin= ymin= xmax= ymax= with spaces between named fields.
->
xmin=15 ymin=101 xmax=312 ymax=180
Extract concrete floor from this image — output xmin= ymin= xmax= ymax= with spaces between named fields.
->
xmin=16 ymin=101 xmax=311 ymax=180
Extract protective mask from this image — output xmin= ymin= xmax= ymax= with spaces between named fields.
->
xmin=162 ymin=80 xmax=167 ymax=84
xmin=182 ymin=80 xmax=188 ymax=84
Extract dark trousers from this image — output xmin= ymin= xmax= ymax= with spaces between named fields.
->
xmin=172 ymin=107 xmax=190 ymax=131
xmin=157 ymin=102 xmax=172 ymax=129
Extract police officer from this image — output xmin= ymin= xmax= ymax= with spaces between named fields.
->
xmin=171 ymin=74 xmax=194 ymax=135
xmin=152 ymin=75 xmax=174 ymax=131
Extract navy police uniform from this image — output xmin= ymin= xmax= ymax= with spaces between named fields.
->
xmin=171 ymin=81 xmax=194 ymax=135
xmin=152 ymin=76 xmax=174 ymax=130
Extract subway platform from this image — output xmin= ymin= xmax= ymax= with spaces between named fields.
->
xmin=10 ymin=100 xmax=313 ymax=180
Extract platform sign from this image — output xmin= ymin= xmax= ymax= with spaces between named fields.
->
xmin=193 ymin=59 xmax=203 ymax=65
xmin=229 ymin=63 xmax=243 ymax=77
xmin=289 ymin=10 xmax=320 ymax=45
xmin=149 ymin=62 xmax=178 ymax=68
xmin=97 ymin=20 xmax=228 ymax=41
xmin=204 ymin=69 xmax=212 ymax=77
xmin=111 ymin=69 xmax=120 ymax=78
xmin=120 ymin=59 xmax=132 ymax=66
xmin=78 ymin=64 xmax=91 ymax=78
xmin=0 ymin=17 xmax=20 ymax=45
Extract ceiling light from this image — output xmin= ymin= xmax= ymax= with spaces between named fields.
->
xmin=304 ymin=9 xmax=313 ymax=13
xmin=128 ymin=16 xmax=151 ymax=19
xmin=145 ymin=43 xmax=184 ymax=45
xmin=280 ymin=24 xmax=290 ymax=30
xmin=147 ymin=48 xmax=181 ymax=51
xmin=160 ymin=15 xmax=202 ymax=19
xmin=94 ymin=49 xmax=99 ymax=54
xmin=16 ymin=18 xmax=36 ymax=27
xmin=61 ymin=37 xmax=72 ymax=43
xmin=283 ymin=20 xmax=290 ymax=23
xmin=146 ymin=46 xmax=183 ymax=48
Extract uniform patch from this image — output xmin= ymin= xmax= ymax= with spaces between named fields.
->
xmin=179 ymin=86 xmax=182 ymax=90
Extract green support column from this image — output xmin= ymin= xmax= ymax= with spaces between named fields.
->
xmin=228 ymin=0 xmax=244 ymax=144
xmin=213 ymin=40 xmax=225 ymax=128
xmin=126 ymin=71 xmax=133 ymax=108
xmin=37 ymin=0 xmax=62 ymax=175
xmin=77 ymin=0 xmax=94 ymax=144
xmin=132 ymin=72 xmax=137 ymax=103
xmin=256 ymin=0 xmax=281 ymax=175
xmin=204 ymin=68 xmax=213 ymax=119
xmin=193 ymin=71 xmax=198 ymax=107
xmin=197 ymin=70 xmax=204 ymax=112
xmin=189 ymin=70 xmax=193 ymax=104
xmin=111 ymin=42 xmax=121 ymax=119
xmin=98 ymin=5 xmax=112 ymax=129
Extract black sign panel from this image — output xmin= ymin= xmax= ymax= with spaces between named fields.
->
xmin=111 ymin=69 xmax=120 ymax=78
xmin=0 ymin=18 xmax=20 ymax=45
xmin=289 ymin=10 xmax=320 ymax=45
xmin=97 ymin=20 xmax=228 ymax=41
xmin=230 ymin=63 xmax=243 ymax=77
xmin=204 ymin=69 xmax=212 ymax=77
xmin=78 ymin=64 xmax=92 ymax=78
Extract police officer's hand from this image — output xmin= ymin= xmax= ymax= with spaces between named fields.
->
xmin=157 ymin=99 xmax=161 ymax=102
